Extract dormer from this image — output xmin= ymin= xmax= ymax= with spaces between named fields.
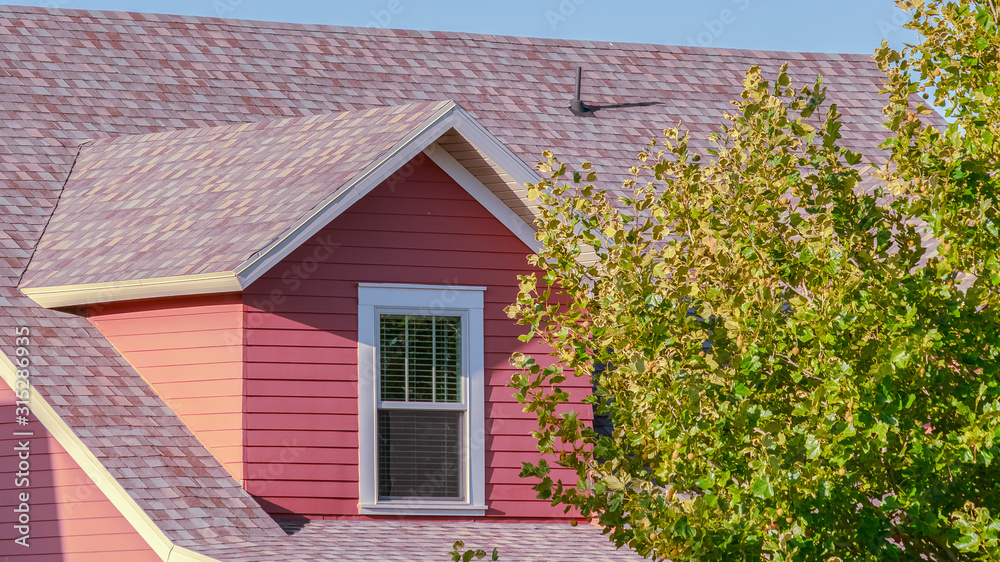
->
xmin=19 ymin=101 xmax=587 ymax=521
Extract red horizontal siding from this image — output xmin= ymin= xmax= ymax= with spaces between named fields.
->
xmin=92 ymin=312 xmax=241 ymax=336
xmin=253 ymin=263 xmax=530 ymax=286
xmin=119 ymin=347 xmax=241 ymax=368
xmin=244 ymin=156 xmax=588 ymax=519
xmin=245 ymin=312 xmax=349 ymax=331
xmin=253 ymin=497 xmax=359 ymax=516
xmin=245 ymin=462 xmax=358 ymax=483
xmin=245 ymin=345 xmax=356 ymax=364
xmin=245 ymin=328 xmax=355 ymax=348
xmin=245 ymin=362 xmax=358 ymax=381
xmin=329 ymin=211 xmax=516 ymax=237
xmin=0 ymin=383 xmax=159 ymax=560
xmin=246 ymin=379 xmax=356 ymax=397
xmin=87 ymin=294 xmax=245 ymax=483
xmin=246 ymin=446 xmax=357 ymax=464
xmin=246 ymin=413 xmax=357 ymax=432
xmin=245 ymin=430 xmax=356 ymax=448
xmin=270 ymin=228 xmax=528 ymax=254
xmin=133 ymin=363 xmax=241 ymax=384
xmin=246 ymin=396 xmax=357 ymax=414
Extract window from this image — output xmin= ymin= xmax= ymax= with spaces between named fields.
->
xmin=357 ymin=283 xmax=486 ymax=515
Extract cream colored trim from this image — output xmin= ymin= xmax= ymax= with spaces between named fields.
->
xmin=234 ymin=102 xmax=545 ymax=288
xmin=20 ymin=272 xmax=242 ymax=309
xmin=0 ymin=354 xmax=221 ymax=562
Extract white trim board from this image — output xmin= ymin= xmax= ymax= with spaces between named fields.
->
xmin=233 ymin=101 xmax=461 ymax=287
xmin=20 ymin=272 xmax=241 ymax=309
xmin=234 ymin=103 xmax=541 ymax=287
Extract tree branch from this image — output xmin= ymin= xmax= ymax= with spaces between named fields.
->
xmin=925 ymin=533 xmax=959 ymax=562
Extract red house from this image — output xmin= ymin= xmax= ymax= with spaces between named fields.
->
xmin=0 ymin=5 xmax=897 ymax=560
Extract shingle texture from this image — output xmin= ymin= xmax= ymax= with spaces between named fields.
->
xmin=175 ymin=520 xmax=643 ymax=561
xmin=0 ymin=4 xmax=924 ymax=560
xmin=20 ymin=101 xmax=451 ymax=288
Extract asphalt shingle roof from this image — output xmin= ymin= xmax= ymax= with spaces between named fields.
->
xmin=20 ymin=101 xmax=452 ymax=288
xmin=0 ymin=4 xmax=921 ymax=560
xmin=176 ymin=520 xmax=643 ymax=561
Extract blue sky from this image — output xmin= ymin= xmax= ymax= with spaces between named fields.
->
xmin=17 ymin=0 xmax=919 ymax=54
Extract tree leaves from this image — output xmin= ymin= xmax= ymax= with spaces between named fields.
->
xmin=508 ymin=1 xmax=1000 ymax=559
xmin=450 ymin=541 xmax=500 ymax=562
xmin=805 ymin=434 xmax=821 ymax=461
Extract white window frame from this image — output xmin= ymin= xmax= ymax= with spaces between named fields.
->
xmin=357 ymin=283 xmax=487 ymax=515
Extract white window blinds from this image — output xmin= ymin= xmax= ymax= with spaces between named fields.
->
xmin=379 ymin=314 xmax=462 ymax=403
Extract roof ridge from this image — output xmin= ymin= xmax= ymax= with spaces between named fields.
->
xmin=0 ymin=4 xmax=878 ymax=59
xmin=79 ymin=100 xmax=453 ymax=148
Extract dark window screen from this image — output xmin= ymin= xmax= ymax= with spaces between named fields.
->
xmin=377 ymin=410 xmax=462 ymax=499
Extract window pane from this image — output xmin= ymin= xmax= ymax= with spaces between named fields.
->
xmin=377 ymin=410 xmax=462 ymax=499
xmin=379 ymin=315 xmax=408 ymax=401
xmin=379 ymin=314 xmax=461 ymax=403
xmin=434 ymin=316 xmax=461 ymax=402
xmin=407 ymin=315 xmax=435 ymax=401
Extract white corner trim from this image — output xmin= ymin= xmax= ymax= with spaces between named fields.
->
xmin=20 ymin=272 xmax=242 ymax=309
xmin=234 ymin=100 xmax=460 ymax=288
xmin=422 ymin=143 xmax=540 ymax=253
xmin=0 ymin=354 xmax=222 ymax=562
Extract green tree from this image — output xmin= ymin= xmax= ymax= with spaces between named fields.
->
xmin=507 ymin=1 xmax=1000 ymax=559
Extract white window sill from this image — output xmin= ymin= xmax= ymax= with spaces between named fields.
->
xmin=359 ymin=503 xmax=488 ymax=516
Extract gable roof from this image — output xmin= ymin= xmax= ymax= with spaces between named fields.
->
xmin=0 ymin=4 xmax=931 ymax=560
xmin=19 ymin=100 xmax=539 ymax=308
xmin=23 ymin=103 xmax=453 ymax=290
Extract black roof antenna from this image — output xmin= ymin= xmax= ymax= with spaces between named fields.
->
xmin=570 ymin=66 xmax=596 ymax=117
xmin=569 ymin=66 xmax=663 ymax=117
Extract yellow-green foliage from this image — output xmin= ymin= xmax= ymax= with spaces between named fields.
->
xmin=507 ymin=2 xmax=1000 ymax=560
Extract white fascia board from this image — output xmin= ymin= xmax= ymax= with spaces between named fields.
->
xmin=234 ymin=101 xmax=461 ymax=288
xmin=20 ymin=272 xmax=242 ymax=309
xmin=0 ymin=354 xmax=224 ymax=562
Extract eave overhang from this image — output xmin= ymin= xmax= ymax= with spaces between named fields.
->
xmin=21 ymin=102 xmax=542 ymax=310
